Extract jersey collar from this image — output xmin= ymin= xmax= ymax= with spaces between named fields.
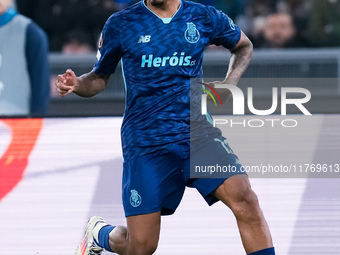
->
xmin=142 ymin=0 xmax=183 ymax=24
xmin=0 ymin=7 xmax=17 ymax=27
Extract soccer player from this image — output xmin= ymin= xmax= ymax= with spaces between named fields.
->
xmin=56 ymin=0 xmax=275 ymax=254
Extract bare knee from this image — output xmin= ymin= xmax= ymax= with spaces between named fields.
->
xmin=229 ymin=186 xmax=262 ymax=221
xmin=128 ymin=236 xmax=158 ymax=255
xmin=215 ymin=177 xmax=262 ymax=222
xmin=125 ymin=212 xmax=160 ymax=255
xmin=109 ymin=226 xmax=128 ymax=248
xmin=109 ymin=226 xmax=158 ymax=255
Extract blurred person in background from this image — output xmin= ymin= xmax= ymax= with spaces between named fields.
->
xmin=23 ymin=0 xmax=135 ymax=52
xmin=62 ymin=28 xmax=95 ymax=54
xmin=238 ymin=0 xmax=278 ymax=47
xmin=261 ymin=12 xmax=305 ymax=48
xmin=191 ymin=0 xmax=248 ymax=21
xmin=25 ymin=0 xmax=95 ymax=51
xmin=307 ymin=0 xmax=340 ymax=47
xmin=191 ymin=0 xmax=248 ymax=50
xmin=0 ymin=0 xmax=50 ymax=116
xmin=114 ymin=0 xmax=135 ymax=10
xmin=277 ymin=0 xmax=311 ymax=47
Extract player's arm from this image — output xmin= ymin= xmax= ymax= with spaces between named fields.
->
xmin=225 ymin=31 xmax=253 ymax=85
xmin=56 ymin=69 xmax=110 ymax=97
xmin=216 ymin=31 xmax=253 ymax=102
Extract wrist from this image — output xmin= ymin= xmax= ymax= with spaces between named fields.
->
xmin=222 ymin=78 xmax=238 ymax=86
xmin=73 ymin=77 xmax=81 ymax=93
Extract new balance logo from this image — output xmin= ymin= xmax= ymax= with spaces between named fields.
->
xmin=138 ymin=35 xmax=151 ymax=43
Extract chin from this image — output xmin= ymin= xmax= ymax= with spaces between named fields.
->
xmin=149 ymin=0 xmax=167 ymax=7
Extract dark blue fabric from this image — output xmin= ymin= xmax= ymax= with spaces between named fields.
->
xmin=25 ymin=22 xmax=50 ymax=115
xmin=98 ymin=225 xmax=115 ymax=252
xmin=123 ymin=135 xmax=245 ymax=217
xmin=248 ymin=247 xmax=276 ymax=255
xmin=0 ymin=7 xmax=17 ymax=26
xmin=94 ymin=0 xmax=241 ymax=162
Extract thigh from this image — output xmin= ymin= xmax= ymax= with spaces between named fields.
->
xmin=213 ymin=174 xmax=255 ymax=207
xmin=122 ymin=147 xmax=186 ymax=217
xmin=185 ymin=136 xmax=246 ymax=206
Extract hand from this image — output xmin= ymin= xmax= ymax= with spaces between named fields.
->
xmin=55 ymin=69 xmax=78 ymax=97
xmin=203 ymin=81 xmax=234 ymax=104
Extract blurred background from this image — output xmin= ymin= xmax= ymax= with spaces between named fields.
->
xmin=4 ymin=0 xmax=340 ymax=116
xmin=14 ymin=0 xmax=340 ymax=52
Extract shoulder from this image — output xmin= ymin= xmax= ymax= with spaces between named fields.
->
xmin=11 ymin=14 xmax=46 ymax=38
xmin=105 ymin=2 xmax=144 ymax=29
xmin=182 ymin=1 xmax=222 ymax=22
xmin=24 ymin=19 xmax=48 ymax=50
xmin=10 ymin=13 xmax=31 ymax=27
xmin=26 ymin=20 xmax=48 ymax=43
xmin=183 ymin=1 xmax=219 ymax=13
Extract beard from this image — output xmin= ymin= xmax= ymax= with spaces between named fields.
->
xmin=149 ymin=0 xmax=168 ymax=7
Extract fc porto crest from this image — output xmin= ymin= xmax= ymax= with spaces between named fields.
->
xmin=130 ymin=189 xmax=142 ymax=207
xmin=185 ymin=22 xmax=200 ymax=44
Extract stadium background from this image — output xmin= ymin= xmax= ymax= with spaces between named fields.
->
xmin=1 ymin=0 xmax=340 ymax=254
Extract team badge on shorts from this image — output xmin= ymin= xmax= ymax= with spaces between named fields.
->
xmin=185 ymin=22 xmax=200 ymax=44
xmin=130 ymin=189 xmax=142 ymax=207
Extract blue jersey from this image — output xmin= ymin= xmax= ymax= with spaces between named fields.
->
xmin=94 ymin=0 xmax=241 ymax=162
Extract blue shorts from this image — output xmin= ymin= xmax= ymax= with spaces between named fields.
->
xmin=122 ymin=136 xmax=245 ymax=217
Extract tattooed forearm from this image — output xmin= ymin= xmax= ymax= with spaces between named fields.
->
xmin=216 ymin=31 xmax=253 ymax=102
xmin=226 ymin=38 xmax=253 ymax=84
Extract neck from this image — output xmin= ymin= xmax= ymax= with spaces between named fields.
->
xmin=145 ymin=0 xmax=181 ymax=18
xmin=0 ymin=7 xmax=17 ymax=26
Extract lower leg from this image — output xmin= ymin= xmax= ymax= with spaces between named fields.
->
xmin=234 ymin=200 xmax=273 ymax=253
xmin=108 ymin=226 xmax=129 ymax=254
xmin=214 ymin=176 xmax=274 ymax=254
xmin=97 ymin=212 xmax=161 ymax=255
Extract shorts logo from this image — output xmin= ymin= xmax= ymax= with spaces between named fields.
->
xmin=185 ymin=22 xmax=200 ymax=44
xmin=130 ymin=189 xmax=142 ymax=207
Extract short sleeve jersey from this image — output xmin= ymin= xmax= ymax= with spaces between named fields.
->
xmin=94 ymin=0 xmax=241 ymax=162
